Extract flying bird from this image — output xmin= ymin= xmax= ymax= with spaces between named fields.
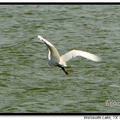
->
xmin=38 ymin=35 xmax=101 ymax=75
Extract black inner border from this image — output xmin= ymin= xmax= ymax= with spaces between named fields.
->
xmin=0 ymin=2 xmax=119 ymax=115
xmin=0 ymin=2 xmax=119 ymax=5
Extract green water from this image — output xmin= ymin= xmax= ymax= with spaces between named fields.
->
xmin=0 ymin=5 xmax=119 ymax=113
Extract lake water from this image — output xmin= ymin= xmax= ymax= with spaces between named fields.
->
xmin=0 ymin=5 xmax=120 ymax=113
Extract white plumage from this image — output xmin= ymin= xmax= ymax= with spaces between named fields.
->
xmin=38 ymin=35 xmax=101 ymax=75
xmin=61 ymin=49 xmax=101 ymax=62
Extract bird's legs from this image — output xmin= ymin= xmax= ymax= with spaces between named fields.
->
xmin=57 ymin=65 xmax=69 ymax=75
xmin=61 ymin=67 xmax=69 ymax=75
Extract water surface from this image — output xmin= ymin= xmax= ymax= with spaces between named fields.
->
xmin=0 ymin=5 xmax=119 ymax=113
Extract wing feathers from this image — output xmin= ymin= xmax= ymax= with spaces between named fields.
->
xmin=61 ymin=50 xmax=101 ymax=62
xmin=38 ymin=35 xmax=61 ymax=62
xmin=38 ymin=35 xmax=54 ymax=47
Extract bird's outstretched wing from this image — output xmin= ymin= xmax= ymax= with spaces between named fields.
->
xmin=61 ymin=50 xmax=101 ymax=62
xmin=38 ymin=35 xmax=54 ymax=47
xmin=38 ymin=35 xmax=61 ymax=62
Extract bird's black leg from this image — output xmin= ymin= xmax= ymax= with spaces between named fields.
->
xmin=61 ymin=67 xmax=69 ymax=75
xmin=57 ymin=65 xmax=69 ymax=75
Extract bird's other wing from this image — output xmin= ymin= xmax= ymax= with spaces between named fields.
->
xmin=38 ymin=35 xmax=54 ymax=47
xmin=38 ymin=35 xmax=61 ymax=61
xmin=61 ymin=50 xmax=101 ymax=62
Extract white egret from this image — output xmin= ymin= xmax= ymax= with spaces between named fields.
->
xmin=38 ymin=35 xmax=101 ymax=75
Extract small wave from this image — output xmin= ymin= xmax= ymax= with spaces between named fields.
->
xmin=109 ymin=84 xmax=120 ymax=88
